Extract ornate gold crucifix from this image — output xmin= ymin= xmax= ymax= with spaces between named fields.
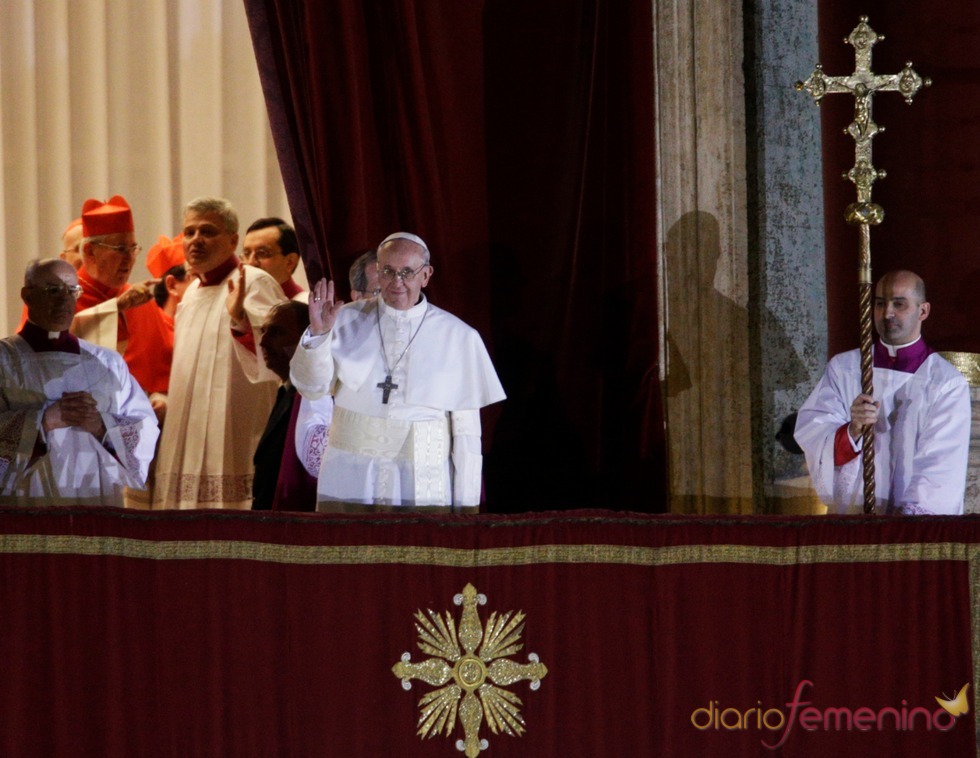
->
xmin=796 ymin=17 xmax=930 ymax=514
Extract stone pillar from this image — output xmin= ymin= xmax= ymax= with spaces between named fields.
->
xmin=655 ymin=0 xmax=827 ymax=514
xmin=744 ymin=0 xmax=827 ymax=513
xmin=655 ymin=1 xmax=754 ymax=513
xmin=938 ymin=352 xmax=980 ymax=514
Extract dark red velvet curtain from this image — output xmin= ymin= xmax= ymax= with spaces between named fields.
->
xmin=817 ymin=4 xmax=980 ymax=355
xmin=243 ymin=0 xmax=666 ymax=512
xmin=0 ymin=507 xmax=976 ymax=756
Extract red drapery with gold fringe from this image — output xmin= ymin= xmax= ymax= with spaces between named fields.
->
xmin=0 ymin=507 xmax=975 ymax=756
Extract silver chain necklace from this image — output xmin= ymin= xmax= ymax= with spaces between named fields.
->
xmin=376 ymin=303 xmax=428 ymax=404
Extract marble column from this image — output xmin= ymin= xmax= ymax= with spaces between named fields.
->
xmin=656 ymin=0 xmax=754 ymax=513
xmin=655 ymin=0 xmax=826 ymax=513
xmin=744 ymin=0 xmax=827 ymax=512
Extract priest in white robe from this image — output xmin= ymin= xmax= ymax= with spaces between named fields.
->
xmin=290 ymin=232 xmax=505 ymax=512
xmin=153 ymin=197 xmax=285 ymax=509
xmin=795 ymin=270 xmax=970 ymax=515
xmin=0 ymin=259 xmax=158 ymax=506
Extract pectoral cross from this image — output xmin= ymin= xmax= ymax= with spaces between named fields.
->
xmin=797 ymin=17 xmax=930 ymax=514
xmin=377 ymin=374 xmax=398 ymax=404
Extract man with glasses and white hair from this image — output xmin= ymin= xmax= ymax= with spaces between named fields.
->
xmin=290 ymin=232 xmax=505 ymax=512
xmin=72 ymin=195 xmax=174 ymax=404
xmin=0 ymin=258 xmax=158 ymax=506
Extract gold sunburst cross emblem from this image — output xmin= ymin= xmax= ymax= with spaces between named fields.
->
xmin=391 ymin=583 xmax=549 ymax=757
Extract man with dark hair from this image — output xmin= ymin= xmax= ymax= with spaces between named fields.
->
xmin=153 ymin=196 xmax=286 ymax=509
xmin=152 ymin=265 xmax=189 ymax=313
xmin=242 ymin=217 xmax=307 ymax=302
xmin=796 ymin=269 xmax=970 ymax=515
xmin=252 ymin=300 xmax=318 ymax=510
xmin=0 ymin=259 xmax=158 ymax=505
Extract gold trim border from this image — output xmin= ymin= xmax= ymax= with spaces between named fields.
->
xmin=970 ymin=547 xmax=980 ymax=757
xmin=0 ymin=535 xmax=975 ymax=566
xmin=3 ymin=535 xmax=978 ymax=749
xmin=938 ymin=351 xmax=980 ymax=387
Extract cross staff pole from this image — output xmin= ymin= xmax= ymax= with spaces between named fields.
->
xmin=796 ymin=17 xmax=929 ymax=514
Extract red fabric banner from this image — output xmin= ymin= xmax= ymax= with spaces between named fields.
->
xmin=0 ymin=508 xmax=975 ymax=756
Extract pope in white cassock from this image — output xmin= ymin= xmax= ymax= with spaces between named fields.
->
xmin=0 ymin=259 xmax=158 ymax=505
xmin=290 ymin=232 xmax=506 ymax=511
xmin=795 ymin=270 xmax=970 ymax=515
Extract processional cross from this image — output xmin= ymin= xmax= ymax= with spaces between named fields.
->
xmin=796 ymin=17 xmax=930 ymax=514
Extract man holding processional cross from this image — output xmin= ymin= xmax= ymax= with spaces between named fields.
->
xmin=792 ymin=17 xmax=970 ymax=514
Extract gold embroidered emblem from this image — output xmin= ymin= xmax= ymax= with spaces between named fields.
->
xmin=392 ymin=583 xmax=548 ymax=756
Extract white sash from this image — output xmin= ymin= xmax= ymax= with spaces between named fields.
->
xmin=329 ymin=406 xmax=450 ymax=504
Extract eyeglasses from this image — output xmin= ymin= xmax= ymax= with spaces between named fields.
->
xmin=355 ymin=287 xmax=382 ymax=298
xmin=95 ymin=242 xmax=141 ymax=256
xmin=244 ymin=247 xmax=282 ymax=261
xmin=378 ymin=263 xmax=428 ymax=283
xmin=29 ymin=284 xmax=84 ymax=299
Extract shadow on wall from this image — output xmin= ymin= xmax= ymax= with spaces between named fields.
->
xmin=664 ymin=211 xmax=806 ymax=512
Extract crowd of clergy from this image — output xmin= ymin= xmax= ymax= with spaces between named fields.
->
xmin=9 ymin=195 xmax=965 ymax=516
xmin=0 ymin=195 xmax=504 ymax=512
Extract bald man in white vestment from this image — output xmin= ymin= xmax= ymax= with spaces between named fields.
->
xmin=0 ymin=259 xmax=158 ymax=506
xmin=290 ymin=233 xmax=505 ymax=512
xmin=795 ymin=270 xmax=970 ymax=515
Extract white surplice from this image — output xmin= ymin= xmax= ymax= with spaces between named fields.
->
xmin=795 ymin=349 xmax=970 ymax=515
xmin=0 ymin=335 xmax=159 ymax=506
xmin=153 ymin=265 xmax=284 ymax=509
xmin=290 ymin=296 xmax=505 ymax=508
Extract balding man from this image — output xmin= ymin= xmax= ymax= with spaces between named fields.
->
xmin=0 ymin=259 xmax=158 ymax=505
xmin=290 ymin=232 xmax=505 ymax=512
xmin=60 ymin=218 xmax=83 ymax=270
xmin=795 ymin=270 xmax=970 ymax=515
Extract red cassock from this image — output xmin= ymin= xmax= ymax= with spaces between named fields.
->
xmin=73 ymin=267 xmax=175 ymax=395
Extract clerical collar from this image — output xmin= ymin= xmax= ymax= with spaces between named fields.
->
xmin=281 ymin=277 xmax=303 ymax=300
xmin=379 ymin=294 xmax=428 ymax=320
xmin=78 ymin=265 xmax=121 ymax=300
xmin=197 ymin=255 xmax=240 ymax=286
xmin=874 ymin=337 xmax=931 ymax=374
xmin=19 ymin=320 xmax=80 ymax=354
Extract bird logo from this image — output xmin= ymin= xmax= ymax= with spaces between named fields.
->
xmin=935 ymin=683 xmax=970 ymax=717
